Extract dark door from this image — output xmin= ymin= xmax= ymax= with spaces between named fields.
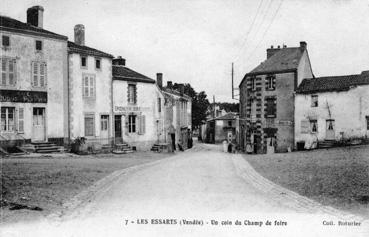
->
xmin=114 ymin=115 xmax=122 ymax=138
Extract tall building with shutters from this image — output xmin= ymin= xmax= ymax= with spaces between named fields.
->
xmin=67 ymin=24 xmax=114 ymax=148
xmin=0 ymin=6 xmax=68 ymax=148
xmin=239 ymin=42 xmax=313 ymax=154
xmin=112 ymin=57 xmax=165 ymax=151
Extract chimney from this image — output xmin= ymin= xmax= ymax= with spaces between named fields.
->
xmin=179 ymin=84 xmax=185 ymax=96
xmin=167 ymin=81 xmax=173 ymax=89
xmin=74 ymin=24 xmax=85 ymax=46
xmin=266 ymin=45 xmax=281 ymax=59
xmin=112 ymin=56 xmax=126 ymax=66
xmin=156 ymin=73 xmax=163 ymax=88
xmin=300 ymin=41 xmax=307 ymax=51
xmin=27 ymin=6 xmax=44 ymax=28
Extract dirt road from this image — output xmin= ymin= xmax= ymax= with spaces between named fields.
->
xmin=1 ymin=143 xmax=368 ymax=237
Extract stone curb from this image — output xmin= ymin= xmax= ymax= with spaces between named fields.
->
xmin=232 ymin=154 xmax=366 ymax=222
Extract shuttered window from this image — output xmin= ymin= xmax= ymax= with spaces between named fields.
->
xmin=82 ymin=75 xmax=95 ymax=97
xmin=128 ymin=84 xmax=137 ymax=104
xmin=31 ymin=61 xmax=47 ymax=88
xmin=128 ymin=115 xmax=136 ymax=133
xmin=18 ymin=108 xmax=24 ymax=133
xmin=1 ymin=58 xmax=16 ymax=86
xmin=84 ymin=114 xmax=95 ymax=136
xmin=1 ymin=107 xmax=15 ymax=132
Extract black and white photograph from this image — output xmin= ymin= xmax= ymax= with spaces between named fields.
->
xmin=0 ymin=0 xmax=368 ymax=236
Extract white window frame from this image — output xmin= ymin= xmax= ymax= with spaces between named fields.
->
xmin=128 ymin=114 xmax=136 ymax=133
xmin=128 ymin=84 xmax=137 ymax=104
xmin=31 ymin=61 xmax=47 ymax=88
xmin=1 ymin=107 xmax=15 ymax=132
xmin=310 ymin=120 xmax=318 ymax=133
xmin=100 ymin=115 xmax=109 ymax=131
xmin=82 ymin=74 xmax=95 ymax=98
xmin=1 ymin=57 xmax=16 ymax=87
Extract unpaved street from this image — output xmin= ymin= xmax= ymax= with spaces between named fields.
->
xmin=1 ymin=144 xmax=368 ymax=237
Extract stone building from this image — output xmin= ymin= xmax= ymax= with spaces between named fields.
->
xmin=112 ymin=58 xmax=165 ymax=151
xmin=295 ymin=71 xmax=369 ymax=149
xmin=67 ymin=24 xmax=114 ymax=149
xmin=0 ymin=6 xmax=68 ymax=149
xmin=159 ymin=79 xmax=192 ymax=150
xmin=204 ymin=112 xmax=238 ymax=144
xmin=239 ymin=42 xmax=313 ymax=153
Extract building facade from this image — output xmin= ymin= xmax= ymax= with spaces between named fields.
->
xmin=160 ymin=80 xmax=192 ymax=150
xmin=204 ymin=112 xmax=238 ymax=144
xmin=295 ymin=72 xmax=369 ymax=148
xmin=112 ymin=58 xmax=165 ymax=151
xmin=0 ymin=6 xmax=68 ymax=148
xmin=67 ymin=24 xmax=114 ymax=149
xmin=239 ymin=42 xmax=313 ymax=153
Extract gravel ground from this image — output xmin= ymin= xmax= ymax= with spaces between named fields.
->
xmin=245 ymin=145 xmax=369 ymax=218
xmin=0 ymin=151 xmax=173 ymax=224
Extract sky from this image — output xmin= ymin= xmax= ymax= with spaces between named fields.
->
xmin=1 ymin=0 xmax=369 ymax=102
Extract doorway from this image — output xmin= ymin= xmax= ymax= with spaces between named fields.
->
xmin=32 ymin=107 xmax=45 ymax=141
xmin=326 ymin=119 xmax=335 ymax=140
xmin=100 ymin=115 xmax=109 ymax=144
xmin=114 ymin=115 xmax=122 ymax=143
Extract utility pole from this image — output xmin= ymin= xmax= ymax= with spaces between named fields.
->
xmin=213 ymin=95 xmax=216 ymax=118
xmin=232 ymin=62 xmax=234 ymax=99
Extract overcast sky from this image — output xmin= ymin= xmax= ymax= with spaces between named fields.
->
xmin=1 ymin=0 xmax=369 ymax=102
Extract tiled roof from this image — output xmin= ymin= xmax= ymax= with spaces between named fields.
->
xmin=248 ymin=47 xmax=303 ymax=75
xmin=208 ymin=112 xmax=238 ymax=121
xmin=68 ymin=41 xmax=113 ymax=58
xmin=296 ymin=72 xmax=369 ymax=94
xmin=161 ymin=87 xmax=192 ymax=100
xmin=0 ymin=15 xmax=67 ymax=40
xmin=112 ymin=66 xmax=155 ymax=83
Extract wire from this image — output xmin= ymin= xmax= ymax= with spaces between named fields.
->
xmin=234 ymin=0 xmax=265 ymax=63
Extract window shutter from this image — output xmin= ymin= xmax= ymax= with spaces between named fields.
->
xmin=33 ymin=62 xmax=39 ymax=87
xmin=1 ymin=59 xmax=6 ymax=85
xmin=141 ymin=115 xmax=146 ymax=134
xmin=40 ymin=63 xmax=45 ymax=87
xmin=301 ymin=120 xmax=309 ymax=133
xmin=134 ymin=85 xmax=137 ymax=104
xmin=124 ymin=116 xmax=129 ymax=135
xmin=90 ymin=76 xmax=94 ymax=97
xmin=44 ymin=63 xmax=47 ymax=86
xmin=18 ymin=107 xmax=24 ymax=133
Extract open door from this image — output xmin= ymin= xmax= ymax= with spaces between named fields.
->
xmin=32 ymin=107 xmax=46 ymax=141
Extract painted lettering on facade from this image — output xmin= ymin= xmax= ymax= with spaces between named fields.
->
xmin=114 ymin=106 xmax=150 ymax=113
xmin=0 ymin=90 xmax=47 ymax=103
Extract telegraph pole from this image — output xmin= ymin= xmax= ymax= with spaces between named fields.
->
xmin=231 ymin=62 xmax=234 ymax=99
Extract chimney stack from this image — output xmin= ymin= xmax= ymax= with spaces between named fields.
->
xmin=300 ymin=41 xmax=307 ymax=51
xmin=27 ymin=6 xmax=44 ymax=28
xmin=266 ymin=45 xmax=281 ymax=59
xmin=74 ymin=24 xmax=85 ymax=46
xmin=156 ymin=73 xmax=163 ymax=88
xmin=112 ymin=56 xmax=126 ymax=66
xmin=167 ymin=81 xmax=173 ymax=89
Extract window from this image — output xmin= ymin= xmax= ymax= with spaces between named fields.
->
xmin=310 ymin=120 xmax=318 ymax=133
xmin=18 ymin=108 xmax=24 ymax=133
xmin=82 ymin=75 xmax=95 ymax=97
xmin=366 ymin=116 xmax=369 ymax=130
xmin=300 ymin=119 xmax=309 ymax=133
xmin=1 ymin=58 xmax=16 ymax=86
xmin=35 ymin=40 xmax=42 ymax=51
xmin=1 ymin=107 xmax=15 ymax=132
xmin=265 ymin=97 xmax=276 ymax=118
xmin=81 ymin=56 xmax=87 ymax=68
xmin=31 ymin=61 xmax=47 ymax=87
xmin=84 ymin=114 xmax=95 ymax=136
xmin=128 ymin=84 xmax=137 ymax=104
xmin=101 ymin=115 xmax=109 ymax=131
xmin=2 ymin=35 xmax=10 ymax=47
xmin=265 ymin=75 xmax=276 ymax=90
xmin=128 ymin=115 xmax=136 ymax=133
xmin=250 ymin=77 xmax=256 ymax=91
xmin=95 ymin=58 xmax=101 ymax=69
xmin=228 ymin=121 xmax=232 ymax=127
xmin=250 ymin=98 xmax=257 ymax=122
xmin=158 ymin=98 xmax=161 ymax=113
xmin=311 ymin=95 xmax=318 ymax=107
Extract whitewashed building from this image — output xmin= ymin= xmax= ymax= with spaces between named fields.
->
xmin=112 ymin=58 xmax=165 ymax=151
xmin=67 ymin=24 xmax=114 ymax=149
xmin=295 ymin=71 xmax=369 ymax=148
xmin=0 ymin=6 xmax=68 ymax=149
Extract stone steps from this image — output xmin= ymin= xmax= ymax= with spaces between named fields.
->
xmin=112 ymin=143 xmax=134 ymax=154
xmin=318 ymin=140 xmax=336 ymax=149
xmin=31 ymin=142 xmax=64 ymax=153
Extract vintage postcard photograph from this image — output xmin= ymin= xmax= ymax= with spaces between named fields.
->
xmin=0 ymin=0 xmax=368 ymax=236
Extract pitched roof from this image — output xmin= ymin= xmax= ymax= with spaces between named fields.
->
xmin=0 ymin=15 xmax=67 ymax=40
xmin=296 ymin=71 xmax=369 ymax=94
xmin=161 ymin=87 xmax=191 ymax=100
xmin=112 ymin=66 xmax=156 ymax=83
xmin=208 ymin=112 xmax=238 ymax=121
xmin=248 ymin=47 xmax=304 ymax=75
xmin=68 ymin=41 xmax=113 ymax=58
